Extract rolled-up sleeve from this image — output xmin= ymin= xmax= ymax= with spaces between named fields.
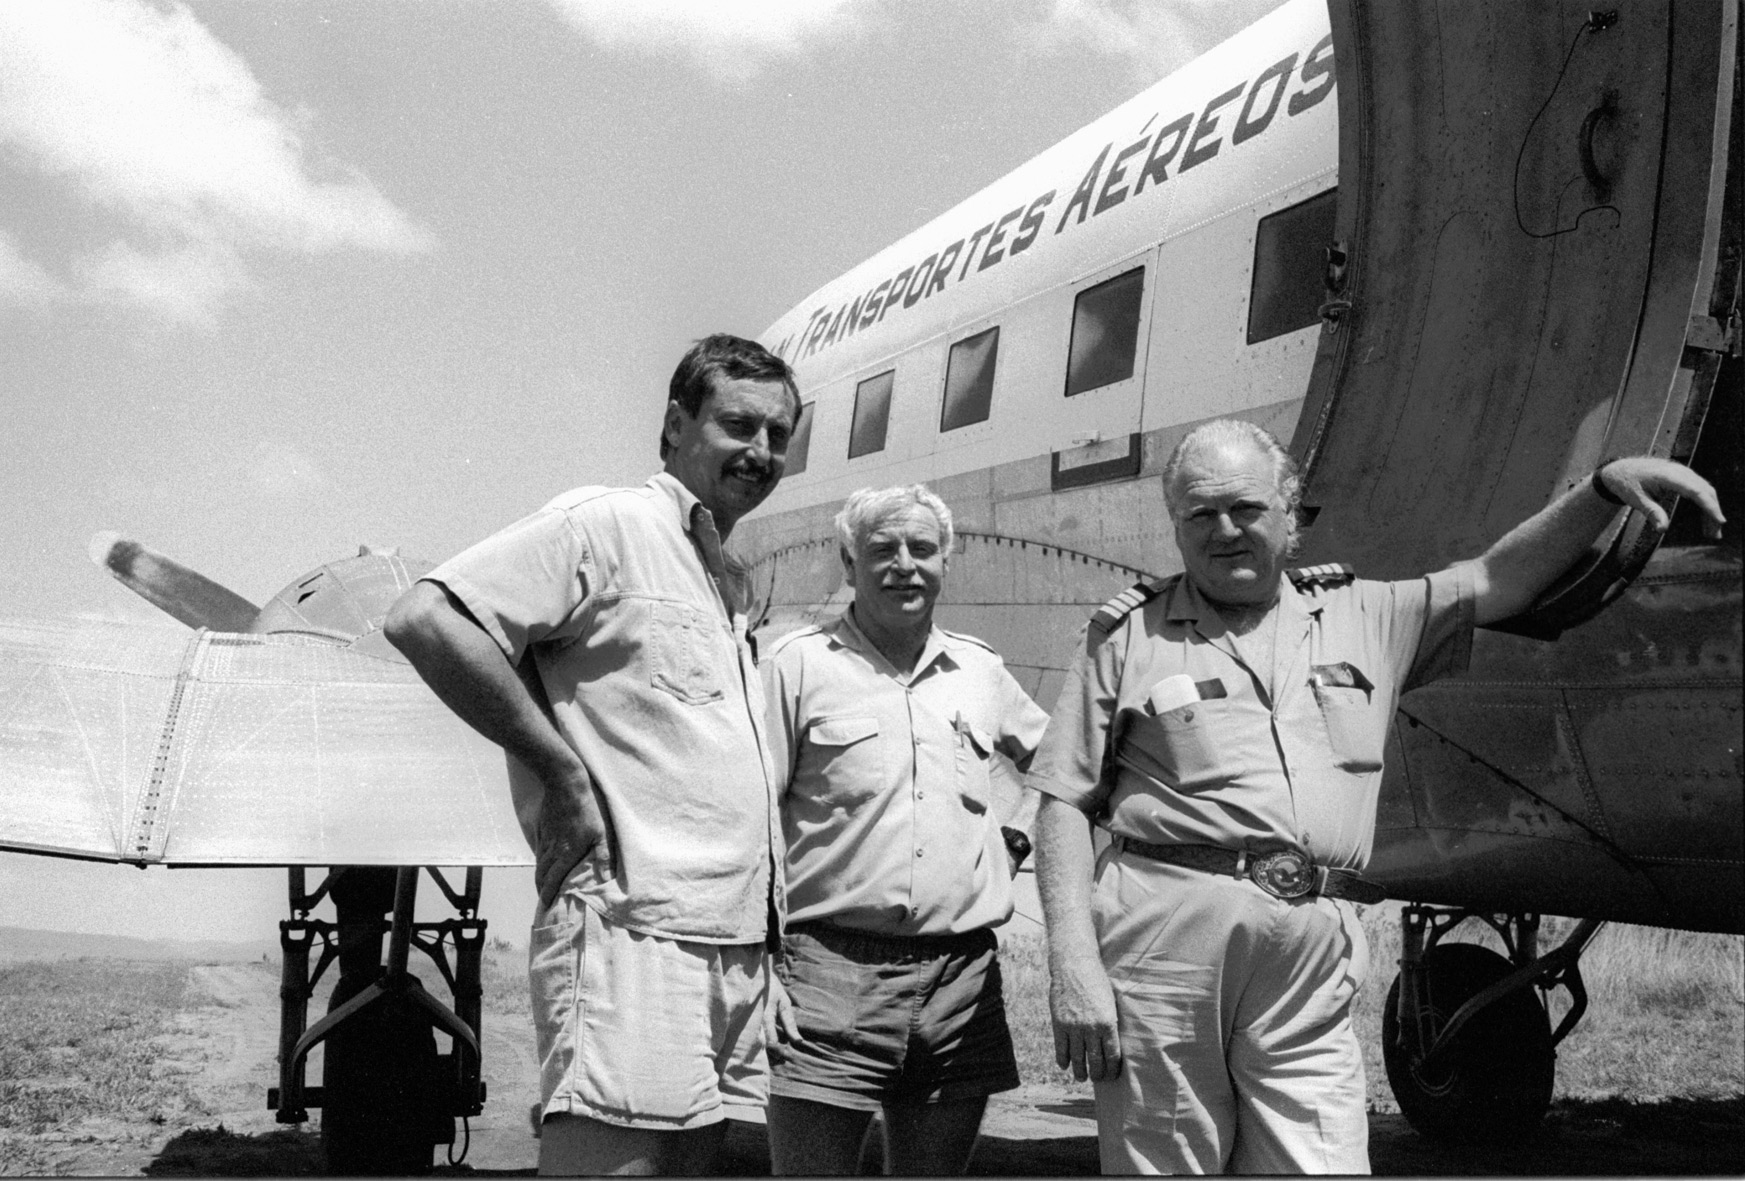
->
xmin=1025 ymin=625 xmax=1122 ymax=813
xmin=996 ymin=668 xmax=1051 ymax=772
xmin=423 ymin=506 xmax=593 ymax=664
xmin=1404 ymin=562 xmax=1476 ymax=691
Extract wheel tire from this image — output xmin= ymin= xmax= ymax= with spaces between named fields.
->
xmin=1381 ymin=942 xmax=1555 ymax=1144
xmin=319 ymin=973 xmax=449 ymax=1176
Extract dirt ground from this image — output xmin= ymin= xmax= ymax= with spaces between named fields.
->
xmin=7 ymin=958 xmax=1742 ymax=1177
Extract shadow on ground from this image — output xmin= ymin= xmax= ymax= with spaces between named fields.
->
xmin=138 ymin=1095 xmax=1743 ymax=1176
xmin=728 ymin=1095 xmax=1744 ymax=1177
xmin=1369 ymin=1095 xmax=1745 ymax=1177
xmin=144 ymin=1126 xmax=324 ymax=1176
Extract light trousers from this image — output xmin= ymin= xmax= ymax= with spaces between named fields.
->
xmin=1091 ymin=851 xmax=1371 ymax=1174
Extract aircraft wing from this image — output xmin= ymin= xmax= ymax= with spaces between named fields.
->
xmin=0 ymin=616 xmax=531 ymax=867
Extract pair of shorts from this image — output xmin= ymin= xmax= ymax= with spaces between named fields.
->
xmin=528 ymin=890 xmax=770 ymax=1130
xmin=771 ymin=922 xmax=1020 ymax=1111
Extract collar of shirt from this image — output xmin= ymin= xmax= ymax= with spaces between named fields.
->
xmin=1163 ymin=574 xmax=1319 ymax=694
xmin=1164 ymin=572 xmax=1318 ymax=633
xmin=830 ymin=607 xmax=962 ymax=684
xmin=645 ymin=471 xmax=732 ymax=607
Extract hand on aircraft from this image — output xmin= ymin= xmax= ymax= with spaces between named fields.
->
xmin=535 ymin=766 xmax=610 ymax=908
xmin=1597 ymin=457 xmax=1726 ymax=537
xmin=1050 ymin=954 xmax=1123 ymax=1081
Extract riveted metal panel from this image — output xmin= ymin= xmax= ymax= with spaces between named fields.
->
xmin=1294 ymin=0 xmax=1737 ymax=604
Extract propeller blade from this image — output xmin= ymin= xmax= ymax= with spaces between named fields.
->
xmin=87 ymin=531 xmax=261 ymax=632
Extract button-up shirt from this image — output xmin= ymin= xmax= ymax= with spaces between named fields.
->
xmin=425 ymin=472 xmax=780 ymax=944
xmin=763 ymin=610 xmax=1050 ymax=936
xmin=1028 ymin=566 xmax=1474 ymax=870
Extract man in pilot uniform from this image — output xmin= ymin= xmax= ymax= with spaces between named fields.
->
xmin=1028 ymin=418 xmax=1724 ymax=1174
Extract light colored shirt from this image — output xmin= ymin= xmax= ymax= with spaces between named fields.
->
xmin=425 ymin=472 xmax=780 ymax=944
xmin=764 ymin=610 xmax=1050 ymax=936
xmin=1028 ymin=565 xmax=1474 ymax=870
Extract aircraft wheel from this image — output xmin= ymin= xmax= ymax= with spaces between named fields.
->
xmin=1382 ymin=942 xmax=1555 ymax=1143
xmin=319 ymin=972 xmax=449 ymax=1176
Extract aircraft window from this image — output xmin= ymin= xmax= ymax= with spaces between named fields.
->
xmin=850 ymin=370 xmax=895 ymax=459
xmin=1066 ymin=266 xmax=1145 ymax=397
xmin=941 ymin=327 xmax=999 ymax=432
xmin=784 ymin=401 xmax=815 ymax=476
xmin=1247 ymin=188 xmax=1338 ymax=345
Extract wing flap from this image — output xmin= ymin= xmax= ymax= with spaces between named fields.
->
xmin=0 ymin=618 xmax=530 ymax=867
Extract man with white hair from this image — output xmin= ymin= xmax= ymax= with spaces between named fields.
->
xmin=1029 ymin=419 xmax=1724 ymax=1174
xmin=760 ymin=484 xmax=1050 ymax=1174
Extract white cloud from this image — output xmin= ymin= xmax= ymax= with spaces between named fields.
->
xmin=0 ymin=232 xmax=71 ymax=305
xmin=546 ymin=0 xmax=863 ymax=84
xmin=0 ymin=0 xmax=433 ymax=327
xmin=1028 ymin=0 xmax=1290 ymax=88
xmin=71 ymin=239 xmax=253 ymax=329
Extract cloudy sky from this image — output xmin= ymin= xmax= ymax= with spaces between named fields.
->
xmin=0 ymin=0 xmax=1285 ymax=942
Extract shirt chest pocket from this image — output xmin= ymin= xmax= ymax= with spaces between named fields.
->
xmin=955 ymin=721 xmax=995 ymax=814
xmin=1310 ymin=662 xmax=1383 ymax=772
xmin=649 ymin=599 xmax=726 ymax=705
xmin=1119 ymin=700 xmax=1226 ymax=790
xmin=804 ymin=715 xmax=882 ymax=807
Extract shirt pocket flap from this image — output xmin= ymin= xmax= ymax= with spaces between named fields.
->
xmin=1117 ymin=701 xmax=1222 ymax=790
xmin=955 ymin=721 xmax=995 ymax=813
xmin=961 ymin=721 xmax=994 ymax=758
xmin=809 ymin=715 xmax=880 ymax=747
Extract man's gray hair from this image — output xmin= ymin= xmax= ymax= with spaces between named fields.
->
xmin=835 ymin=484 xmax=955 ymax=562
xmin=1161 ymin=419 xmax=1303 ymax=549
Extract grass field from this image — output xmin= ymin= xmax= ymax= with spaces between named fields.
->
xmin=0 ymin=959 xmax=205 ymax=1175
xmin=0 ymin=960 xmax=199 ymax=1132
xmin=0 ymin=916 xmax=1737 ymax=1175
xmin=999 ymin=908 xmax=1745 ymax=1110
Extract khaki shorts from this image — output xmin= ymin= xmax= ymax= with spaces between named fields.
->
xmin=529 ymin=891 xmax=770 ymax=1130
xmin=772 ymin=922 xmax=1020 ymax=1111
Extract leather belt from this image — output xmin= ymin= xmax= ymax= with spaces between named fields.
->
xmin=1118 ymin=838 xmax=1388 ymax=905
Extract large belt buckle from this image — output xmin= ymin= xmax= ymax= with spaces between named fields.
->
xmin=1248 ymin=850 xmax=1315 ymax=899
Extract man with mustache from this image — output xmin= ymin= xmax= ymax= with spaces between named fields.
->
xmin=1029 ymin=419 xmax=1725 ymax=1175
xmin=760 ymin=485 xmax=1049 ymax=1174
xmin=386 ymin=334 xmax=799 ymax=1176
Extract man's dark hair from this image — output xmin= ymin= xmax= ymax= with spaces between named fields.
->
xmin=660 ymin=334 xmax=800 ymax=459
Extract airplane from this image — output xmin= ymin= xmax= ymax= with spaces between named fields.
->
xmin=0 ymin=534 xmax=528 ymax=1173
xmin=0 ymin=0 xmax=1736 ymax=1162
xmin=732 ymin=0 xmax=1741 ymax=1144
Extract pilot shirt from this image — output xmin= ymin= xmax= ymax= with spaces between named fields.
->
xmin=423 ymin=471 xmax=781 ymax=945
xmin=1028 ymin=564 xmax=1475 ymax=871
xmin=763 ymin=610 xmax=1050 ymax=936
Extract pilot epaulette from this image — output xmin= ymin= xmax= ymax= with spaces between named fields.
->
xmin=1089 ymin=577 xmax=1172 ymax=634
xmin=1287 ymin=562 xmax=1356 ymax=589
xmin=939 ymin=628 xmax=995 ymax=653
xmin=763 ymin=623 xmax=825 ymax=659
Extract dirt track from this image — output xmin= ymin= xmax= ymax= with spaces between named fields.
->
xmin=8 ymin=959 xmax=1742 ymax=1176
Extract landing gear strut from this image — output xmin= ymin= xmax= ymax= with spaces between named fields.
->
xmin=1382 ymin=905 xmax=1604 ymax=1143
xmin=269 ymin=865 xmax=488 ymax=1174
